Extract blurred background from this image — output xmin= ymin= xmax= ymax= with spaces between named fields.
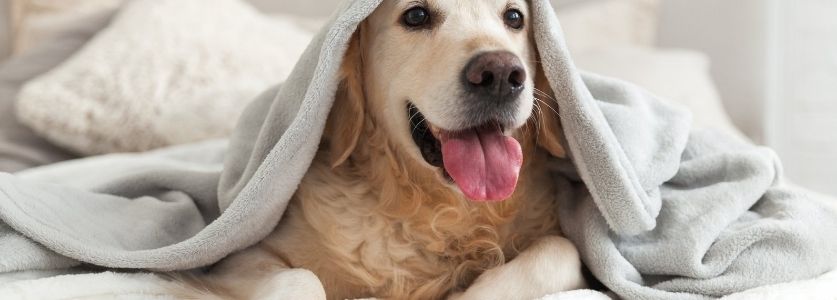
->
xmin=0 ymin=0 xmax=835 ymax=195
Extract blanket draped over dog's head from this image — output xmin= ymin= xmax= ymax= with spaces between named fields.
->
xmin=1 ymin=0 xmax=835 ymax=299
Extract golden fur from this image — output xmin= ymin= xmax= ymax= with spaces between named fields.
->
xmin=170 ymin=1 xmax=583 ymax=299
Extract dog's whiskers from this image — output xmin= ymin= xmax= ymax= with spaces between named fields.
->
xmin=533 ymin=88 xmax=556 ymax=102
xmin=533 ymin=94 xmax=555 ymax=102
xmin=530 ymin=101 xmax=544 ymax=141
xmin=411 ymin=118 xmax=428 ymax=136
xmin=535 ymin=102 xmax=544 ymax=135
xmin=408 ymin=106 xmax=431 ymax=136
xmin=534 ymin=97 xmax=560 ymax=117
xmin=408 ymin=110 xmax=422 ymax=125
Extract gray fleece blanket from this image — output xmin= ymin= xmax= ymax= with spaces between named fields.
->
xmin=1 ymin=0 xmax=836 ymax=299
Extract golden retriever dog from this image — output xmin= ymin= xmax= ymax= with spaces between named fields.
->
xmin=174 ymin=0 xmax=585 ymax=299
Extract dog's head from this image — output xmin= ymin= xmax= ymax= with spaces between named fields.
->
xmin=327 ymin=0 xmax=565 ymax=202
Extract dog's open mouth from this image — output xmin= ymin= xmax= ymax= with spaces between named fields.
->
xmin=408 ymin=103 xmax=523 ymax=202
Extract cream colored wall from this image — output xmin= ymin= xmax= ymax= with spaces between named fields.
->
xmin=658 ymin=0 xmax=771 ymax=144
xmin=768 ymin=0 xmax=837 ymax=196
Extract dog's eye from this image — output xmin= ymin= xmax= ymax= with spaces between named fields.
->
xmin=503 ymin=9 xmax=524 ymax=30
xmin=402 ymin=7 xmax=431 ymax=28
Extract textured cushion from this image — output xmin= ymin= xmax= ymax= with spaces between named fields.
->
xmin=16 ymin=0 xmax=312 ymax=154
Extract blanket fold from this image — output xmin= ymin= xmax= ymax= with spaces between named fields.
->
xmin=0 ymin=0 xmax=835 ymax=299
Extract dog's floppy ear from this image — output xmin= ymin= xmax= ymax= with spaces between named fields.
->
xmin=325 ymin=30 xmax=366 ymax=168
xmin=534 ymin=63 xmax=567 ymax=158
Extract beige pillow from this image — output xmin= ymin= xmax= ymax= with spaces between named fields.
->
xmin=16 ymin=0 xmax=313 ymax=154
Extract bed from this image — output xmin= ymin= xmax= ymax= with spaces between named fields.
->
xmin=0 ymin=0 xmax=835 ymax=299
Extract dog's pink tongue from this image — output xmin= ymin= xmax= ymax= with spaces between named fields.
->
xmin=440 ymin=129 xmax=522 ymax=202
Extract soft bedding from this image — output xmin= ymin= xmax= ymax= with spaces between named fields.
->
xmin=0 ymin=0 xmax=835 ymax=299
xmin=3 ymin=269 xmax=837 ymax=299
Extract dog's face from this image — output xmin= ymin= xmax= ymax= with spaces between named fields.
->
xmin=363 ymin=0 xmax=536 ymax=129
xmin=330 ymin=0 xmax=564 ymax=202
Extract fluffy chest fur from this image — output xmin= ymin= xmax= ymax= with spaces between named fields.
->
xmin=258 ymin=125 xmax=562 ymax=300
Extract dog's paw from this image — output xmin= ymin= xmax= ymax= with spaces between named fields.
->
xmin=451 ymin=236 xmax=586 ymax=300
xmin=252 ymin=269 xmax=326 ymax=300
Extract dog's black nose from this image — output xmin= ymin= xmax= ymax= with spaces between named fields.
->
xmin=462 ymin=51 xmax=526 ymax=102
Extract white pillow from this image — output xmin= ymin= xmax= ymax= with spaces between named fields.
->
xmin=573 ymin=46 xmax=744 ymax=138
xmin=16 ymin=0 xmax=313 ymax=154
